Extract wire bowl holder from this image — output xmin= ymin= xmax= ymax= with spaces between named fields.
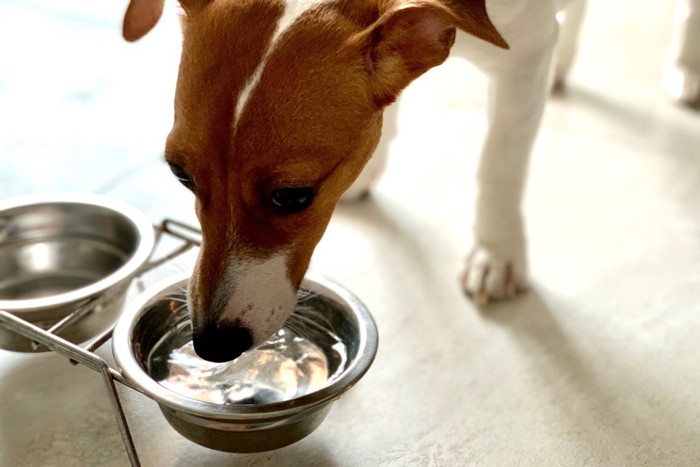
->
xmin=0 ymin=218 xmax=203 ymax=467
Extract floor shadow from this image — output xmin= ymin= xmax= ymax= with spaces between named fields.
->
xmin=555 ymin=84 xmax=700 ymax=149
xmin=555 ymin=83 xmax=700 ymax=247
xmin=479 ymin=289 xmax=700 ymax=457
xmin=333 ymin=194 xmax=453 ymax=294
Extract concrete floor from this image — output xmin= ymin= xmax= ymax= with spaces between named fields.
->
xmin=1 ymin=0 xmax=699 ymax=465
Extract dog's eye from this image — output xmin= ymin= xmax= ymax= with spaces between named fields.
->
xmin=168 ymin=162 xmax=195 ymax=192
xmin=271 ymin=187 xmax=315 ymax=213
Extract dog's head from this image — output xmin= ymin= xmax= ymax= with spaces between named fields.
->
xmin=123 ymin=0 xmax=506 ymax=362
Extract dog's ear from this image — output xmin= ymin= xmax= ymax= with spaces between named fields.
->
xmin=364 ymin=1 xmax=508 ymax=106
xmin=122 ymin=0 xmax=166 ymax=41
xmin=122 ymin=0 xmax=211 ymax=41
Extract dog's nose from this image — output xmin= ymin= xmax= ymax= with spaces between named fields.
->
xmin=192 ymin=323 xmax=253 ymax=363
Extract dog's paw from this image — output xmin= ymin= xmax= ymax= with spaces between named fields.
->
xmin=339 ymin=151 xmax=388 ymax=203
xmin=461 ymin=245 xmax=528 ymax=306
xmin=663 ymin=65 xmax=700 ymax=110
xmin=339 ymin=183 xmax=372 ymax=203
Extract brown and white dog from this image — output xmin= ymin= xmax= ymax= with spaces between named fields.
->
xmin=121 ymin=0 xmax=584 ymax=362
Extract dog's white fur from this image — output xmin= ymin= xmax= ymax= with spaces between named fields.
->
xmin=217 ymin=252 xmax=296 ymax=343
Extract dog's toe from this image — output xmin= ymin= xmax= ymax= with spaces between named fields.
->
xmin=663 ymin=65 xmax=700 ymax=110
xmin=461 ymin=246 xmax=528 ymax=305
xmin=339 ymin=186 xmax=372 ymax=203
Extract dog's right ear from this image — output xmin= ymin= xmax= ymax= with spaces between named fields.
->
xmin=360 ymin=1 xmax=508 ymax=107
xmin=122 ymin=0 xmax=166 ymax=42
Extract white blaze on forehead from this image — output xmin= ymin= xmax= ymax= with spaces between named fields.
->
xmin=234 ymin=0 xmax=335 ymax=125
xmin=221 ymin=251 xmax=297 ymax=343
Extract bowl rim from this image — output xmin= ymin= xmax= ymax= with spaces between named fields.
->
xmin=112 ymin=271 xmax=379 ymax=419
xmin=0 ymin=193 xmax=155 ymax=312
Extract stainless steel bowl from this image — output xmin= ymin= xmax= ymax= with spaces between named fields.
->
xmin=0 ymin=194 xmax=155 ymax=351
xmin=112 ymin=272 xmax=378 ymax=453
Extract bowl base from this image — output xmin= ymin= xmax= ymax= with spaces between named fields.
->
xmin=160 ymin=403 xmax=332 ymax=453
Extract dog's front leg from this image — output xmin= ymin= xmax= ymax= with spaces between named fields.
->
xmin=553 ymin=0 xmax=587 ymax=90
xmin=462 ymin=26 xmax=558 ymax=304
xmin=664 ymin=0 xmax=700 ymax=108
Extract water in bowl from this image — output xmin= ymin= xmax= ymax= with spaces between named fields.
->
xmin=148 ymin=311 xmax=348 ymax=405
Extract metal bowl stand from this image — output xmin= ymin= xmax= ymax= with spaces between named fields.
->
xmin=0 ymin=219 xmax=203 ymax=467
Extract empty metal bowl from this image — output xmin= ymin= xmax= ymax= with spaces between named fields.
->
xmin=112 ymin=272 xmax=378 ymax=453
xmin=0 ymin=194 xmax=155 ymax=351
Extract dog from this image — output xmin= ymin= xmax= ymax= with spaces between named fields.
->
xmin=120 ymin=0 xmax=587 ymax=362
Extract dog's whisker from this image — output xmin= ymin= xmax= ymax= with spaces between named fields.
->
xmin=172 ymin=303 xmax=189 ymax=314
xmin=296 ymin=289 xmax=318 ymax=304
xmin=162 ymin=290 xmax=189 ymax=308
xmin=286 ymin=304 xmax=337 ymax=339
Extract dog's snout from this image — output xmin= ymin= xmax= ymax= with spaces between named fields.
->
xmin=192 ymin=322 xmax=254 ymax=363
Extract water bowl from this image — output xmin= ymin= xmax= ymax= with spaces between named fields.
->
xmin=112 ymin=272 xmax=378 ymax=453
xmin=0 ymin=194 xmax=155 ymax=351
